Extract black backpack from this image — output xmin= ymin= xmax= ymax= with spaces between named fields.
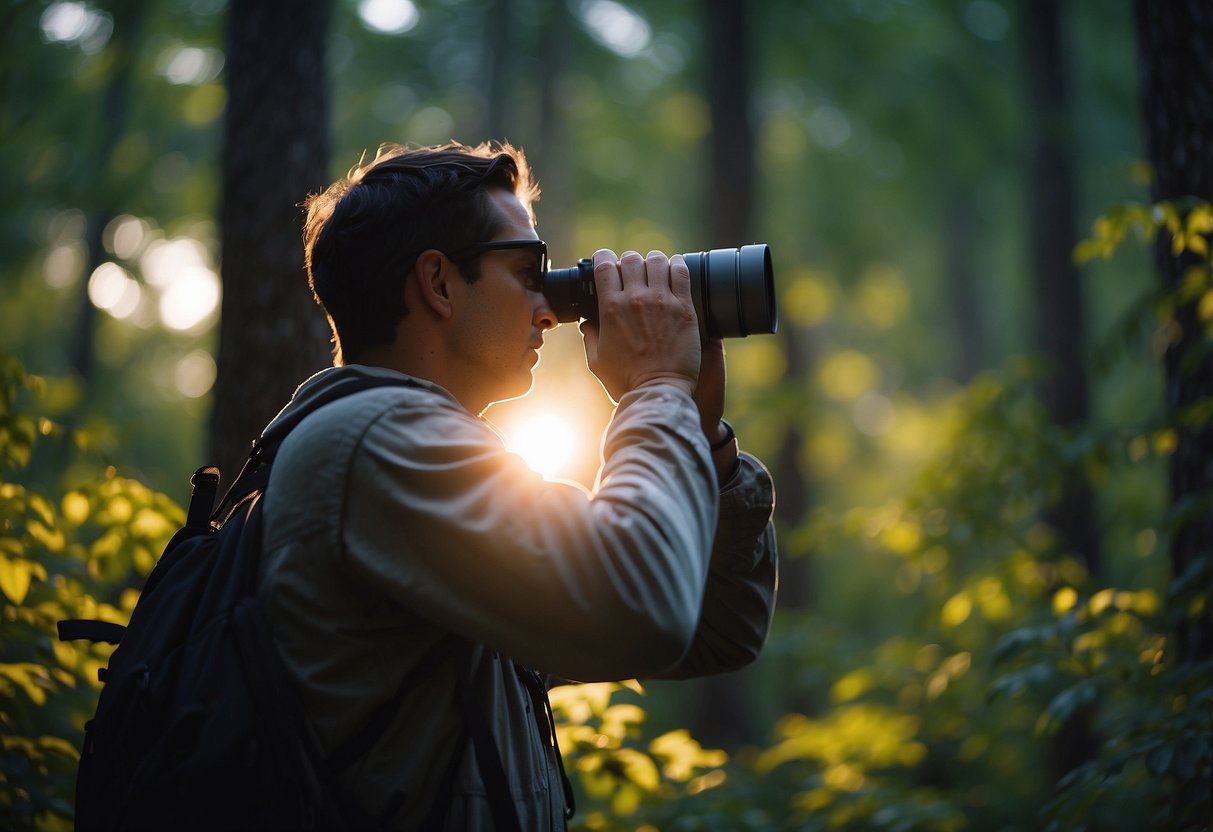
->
xmin=57 ymin=376 xmax=537 ymax=831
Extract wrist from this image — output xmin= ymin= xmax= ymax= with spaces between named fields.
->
xmin=634 ymin=375 xmax=695 ymax=398
xmin=707 ymin=419 xmax=735 ymax=451
xmin=707 ymin=419 xmax=738 ymax=484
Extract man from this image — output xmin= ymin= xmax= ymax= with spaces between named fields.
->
xmin=257 ymin=140 xmax=777 ymax=829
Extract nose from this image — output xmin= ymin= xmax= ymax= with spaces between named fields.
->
xmin=532 ymin=291 xmax=556 ymax=332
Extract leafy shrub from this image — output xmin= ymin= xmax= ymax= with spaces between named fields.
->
xmin=0 ymin=356 xmax=181 ymax=830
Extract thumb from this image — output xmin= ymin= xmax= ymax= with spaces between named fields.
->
xmin=579 ymin=319 xmax=600 ymax=368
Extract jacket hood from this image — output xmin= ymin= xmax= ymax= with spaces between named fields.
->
xmin=259 ymin=364 xmax=452 ymax=445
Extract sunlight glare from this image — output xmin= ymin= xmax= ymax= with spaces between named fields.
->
xmin=159 ymin=266 xmax=220 ymax=331
xmin=504 ymin=414 xmax=577 ymax=480
xmin=358 ymin=0 xmax=420 ymax=35
xmin=88 ymin=262 xmax=142 ymax=319
xmin=40 ymin=1 xmax=112 ymax=52
xmin=579 ymin=0 xmax=651 ymax=57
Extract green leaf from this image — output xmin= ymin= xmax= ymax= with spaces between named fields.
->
xmin=0 ymin=552 xmax=33 ymax=604
xmin=991 ymin=625 xmax=1054 ymax=664
xmin=987 ymin=664 xmax=1054 ymax=702
xmin=1173 ymin=735 xmax=1205 ymax=780
xmin=1145 ymin=742 xmax=1173 ymax=776
xmin=1044 ymin=680 xmax=1099 ymax=726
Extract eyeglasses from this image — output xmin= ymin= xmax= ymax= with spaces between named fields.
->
xmin=444 ymin=238 xmax=548 ymax=293
xmin=448 ymin=239 xmax=548 ymax=272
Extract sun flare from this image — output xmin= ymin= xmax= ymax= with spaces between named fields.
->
xmin=503 ymin=413 xmax=577 ymax=480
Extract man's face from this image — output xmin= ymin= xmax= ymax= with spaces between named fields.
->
xmin=447 ymin=188 xmax=555 ymax=412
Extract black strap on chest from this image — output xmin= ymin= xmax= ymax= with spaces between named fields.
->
xmin=516 ymin=665 xmax=577 ymax=821
xmin=455 ymin=644 xmax=524 ymax=832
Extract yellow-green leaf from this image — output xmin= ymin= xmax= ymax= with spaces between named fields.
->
xmin=0 ymin=553 xmax=32 ymax=604
xmin=27 ymin=519 xmax=65 ymax=552
xmin=614 ymin=747 xmax=660 ymax=792
xmin=0 ymin=662 xmax=50 ymax=705
xmin=37 ymin=735 xmax=81 ymax=762
xmin=62 ymin=491 xmax=90 ymax=526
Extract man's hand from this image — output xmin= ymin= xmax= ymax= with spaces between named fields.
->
xmin=580 ymin=250 xmax=701 ymax=403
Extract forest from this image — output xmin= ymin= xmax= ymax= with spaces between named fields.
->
xmin=1 ymin=0 xmax=1210 ymax=829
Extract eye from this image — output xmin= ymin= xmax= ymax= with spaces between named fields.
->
xmin=519 ymin=264 xmax=544 ymax=292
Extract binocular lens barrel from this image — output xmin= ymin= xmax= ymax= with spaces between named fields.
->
xmin=543 ymin=244 xmax=778 ymax=339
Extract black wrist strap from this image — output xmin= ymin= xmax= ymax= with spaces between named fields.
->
xmin=710 ymin=419 xmax=736 ymax=451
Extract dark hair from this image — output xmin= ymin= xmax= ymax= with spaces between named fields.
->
xmin=303 ymin=141 xmax=539 ymax=365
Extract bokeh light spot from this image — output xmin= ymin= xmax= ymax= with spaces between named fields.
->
xmin=159 ymin=266 xmax=220 ymax=331
xmin=579 ymin=0 xmax=651 ymax=57
xmin=783 ymin=268 xmax=835 ymax=327
xmin=818 ymin=350 xmax=880 ymax=401
xmin=358 ymin=0 xmax=420 ymax=35
xmin=175 ymin=350 xmax=217 ymax=398
xmin=855 ymin=264 xmax=910 ymax=329
xmin=88 ymin=262 xmax=142 ymax=319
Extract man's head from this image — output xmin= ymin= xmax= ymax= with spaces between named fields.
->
xmin=303 ymin=141 xmax=541 ymax=366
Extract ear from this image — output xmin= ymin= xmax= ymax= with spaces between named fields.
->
xmin=412 ymin=250 xmax=454 ymax=319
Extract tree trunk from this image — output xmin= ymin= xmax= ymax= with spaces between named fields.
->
xmin=703 ymin=0 xmax=754 ymax=247
xmin=691 ymin=0 xmax=760 ymax=751
xmin=1021 ymin=0 xmax=1102 ymax=580
xmin=1020 ymin=0 xmax=1102 ymax=786
xmin=211 ymin=0 xmax=334 ymax=487
xmin=1133 ymin=0 xmax=1213 ymax=663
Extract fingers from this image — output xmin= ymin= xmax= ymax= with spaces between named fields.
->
xmin=582 ymin=247 xmax=700 ymax=401
xmin=579 ymin=319 xmax=600 ymax=363
xmin=593 ymin=249 xmax=678 ymax=294
xmin=619 ymin=250 xmax=649 ymax=291
xmin=592 ymin=249 xmax=621 ymax=295
xmin=643 ymin=250 xmax=669 ymax=294
xmin=669 ymin=253 xmax=691 ymax=306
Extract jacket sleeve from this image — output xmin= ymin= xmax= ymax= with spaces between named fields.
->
xmin=341 ymin=383 xmax=722 ymax=683
xmin=652 ymin=452 xmax=777 ymax=680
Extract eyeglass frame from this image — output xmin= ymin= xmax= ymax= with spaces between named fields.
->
xmin=444 ymin=238 xmax=549 ymax=284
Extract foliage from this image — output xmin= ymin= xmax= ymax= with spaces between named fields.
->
xmin=550 ymin=680 xmax=731 ymax=828
xmin=0 ymin=356 xmax=181 ymax=830
xmin=5 ymin=2 xmax=1206 ymax=830
xmin=556 ymin=335 xmax=1208 ymax=830
xmin=1074 ymin=198 xmax=1213 ymax=265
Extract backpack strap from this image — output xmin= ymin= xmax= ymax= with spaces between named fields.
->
xmin=454 ymin=641 xmax=523 ymax=832
xmin=516 ymin=666 xmax=577 ymax=821
xmin=56 ymin=619 xmax=126 ymax=645
xmin=185 ymin=466 xmax=221 ymax=530
xmin=213 ymin=374 xmax=420 ymax=524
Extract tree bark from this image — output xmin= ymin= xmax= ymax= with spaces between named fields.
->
xmin=1021 ymin=0 xmax=1102 ymax=580
xmin=691 ymin=0 xmax=761 ymax=751
xmin=1020 ymin=0 xmax=1103 ymax=786
xmin=703 ymin=0 xmax=754 ymax=248
xmin=1133 ymin=0 xmax=1213 ymax=663
xmin=211 ymin=0 xmax=334 ymax=487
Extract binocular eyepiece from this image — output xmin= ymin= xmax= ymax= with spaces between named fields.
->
xmin=544 ymin=244 xmax=779 ymax=340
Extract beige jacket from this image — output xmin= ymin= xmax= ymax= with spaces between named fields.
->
xmin=258 ymin=364 xmax=777 ymax=829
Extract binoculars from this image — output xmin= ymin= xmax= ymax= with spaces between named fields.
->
xmin=544 ymin=244 xmax=778 ymax=340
